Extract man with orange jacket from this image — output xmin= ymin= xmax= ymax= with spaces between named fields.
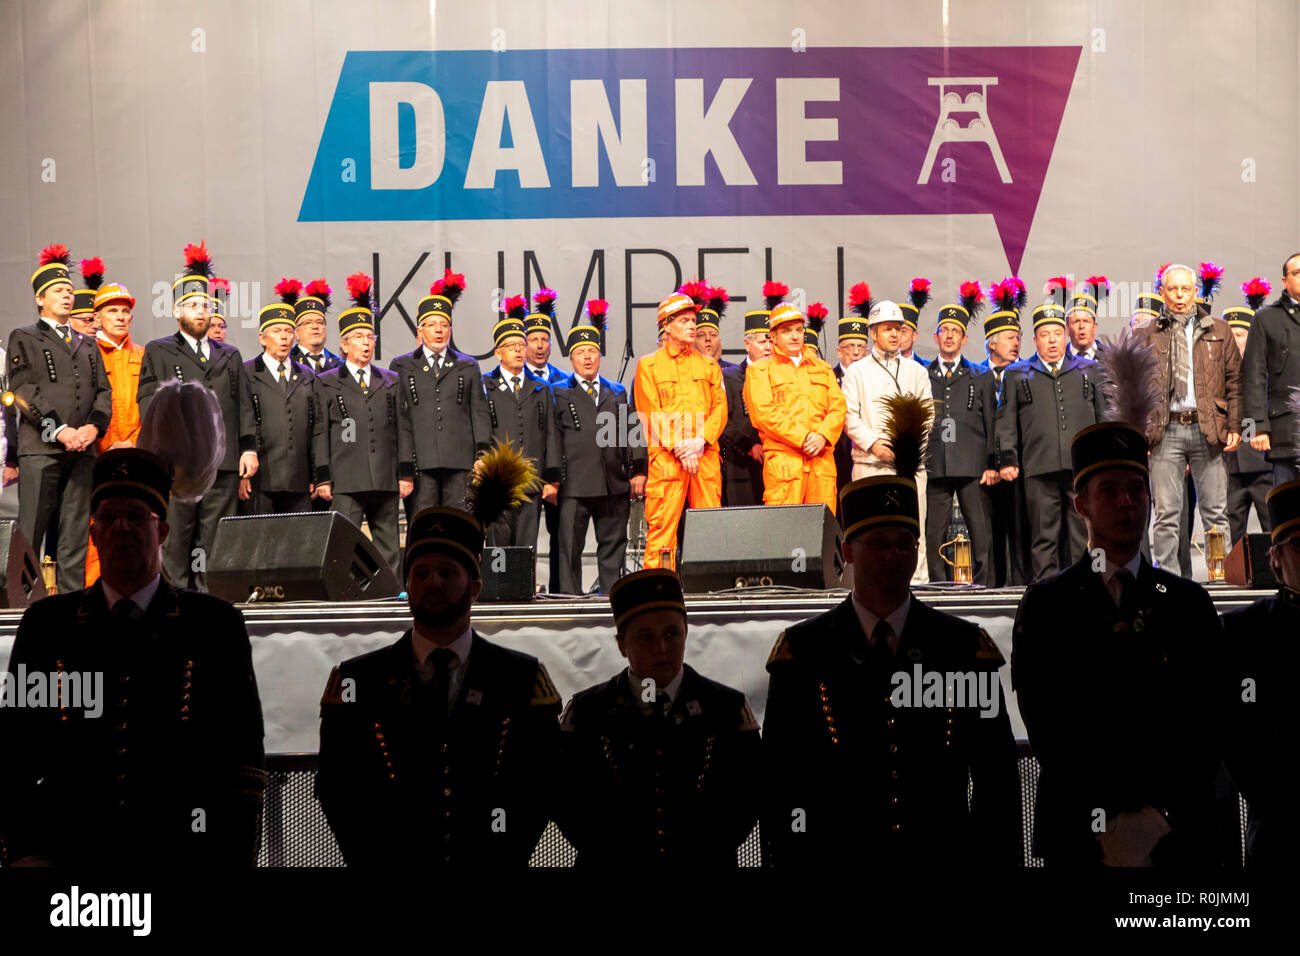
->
xmin=633 ymin=292 xmax=728 ymax=569
xmin=85 ymin=280 xmax=144 ymax=585
xmin=743 ymin=302 xmax=846 ymax=512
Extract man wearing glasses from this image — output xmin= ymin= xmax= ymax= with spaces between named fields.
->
xmin=0 ymin=447 xmax=266 ymax=866
xmin=1242 ymin=253 xmax=1300 ymax=486
xmin=1132 ymin=264 xmax=1242 ymax=577
xmin=314 ymin=275 xmax=407 ymax=579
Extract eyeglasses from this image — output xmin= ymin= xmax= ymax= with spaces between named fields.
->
xmin=94 ymin=508 xmax=160 ymax=527
xmin=1277 ymin=537 xmax=1300 ymax=555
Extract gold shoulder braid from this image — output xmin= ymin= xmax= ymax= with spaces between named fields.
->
xmin=531 ymin=663 xmax=561 ymax=707
xmin=767 ymin=631 xmax=793 ymax=666
xmin=974 ymin=627 xmax=1005 ymax=666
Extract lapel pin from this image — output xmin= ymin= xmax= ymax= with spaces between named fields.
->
xmin=1155 ymin=583 xmax=1167 ymax=594
xmin=686 ymin=700 xmax=702 ymax=716
xmin=466 ymin=689 xmax=483 ymax=706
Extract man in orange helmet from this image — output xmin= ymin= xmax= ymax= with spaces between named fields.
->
xmin=85 ymin=279 xmax=145 ymax=585
xmin=743 ymin=302 xmax=846 ymax=512
xmin=633 ymin=292 xmax=727 ymax=569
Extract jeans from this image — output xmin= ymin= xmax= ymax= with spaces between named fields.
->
xmin=1150 ymin=422 xmax=1229 ymax=577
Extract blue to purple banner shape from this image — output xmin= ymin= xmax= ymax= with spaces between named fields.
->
xmin=300 ymin=46 xmax=1081 ymax=271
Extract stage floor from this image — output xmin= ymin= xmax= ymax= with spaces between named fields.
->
xmin=0 ymin=583 xmax=1272 ymax=753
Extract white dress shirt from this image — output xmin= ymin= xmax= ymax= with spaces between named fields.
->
xmin=262 ymin=352 xmax=292 ymax=378
xmin=628 ymin=666 xmax=684 ymax=715
xmin=849 ymin=592 xmax=910 ymax=656
xmin=179 ymin=330 xmax=209 ymax=361
xmin=345 ymin=359 xmax=371 ymax=387
xmin=101 ymin=573 xmax=162 ymax=616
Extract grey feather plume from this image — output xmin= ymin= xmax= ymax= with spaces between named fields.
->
xmin=1096 ymin=330 xmax=1161 ymax=434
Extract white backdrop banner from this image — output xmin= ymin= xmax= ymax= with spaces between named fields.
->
xmin=3 ymin=0 xmax=1297 ymax=373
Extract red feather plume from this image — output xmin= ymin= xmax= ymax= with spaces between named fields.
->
xmin=908 ymin=277 xmax=931 ymax=312
xmin=210 ymin=277 xmax=231 ymax=295
xmin=275 ymin=277 xmax=303 ymax=306
xmin=1242 ymin=277 xmax=1271 ymax=311
xmin=585 ymin=299 xmax=608 ymax=333
xmin=504 ymin=294 xmax=528 ymax=320
xmin=806 ymin=301 xmax=829 ymax=335
xmin=959 ymin=281 xmax=986 ymax=319
xmin=705 ymin=285 xmax=729 ymax=317
xmin=345 ymin=272 xmax=372 ymax=309
xmin=763 ymin=280 xmax=790 ymax=311
xmin=39 ymin=243 xmax=71 ymax=265
xmin=847 ymin=281 xmax=873 ymax=319
xmin=304 ymin=278 xmax=332 ymax=310
xmin=678 ymin=280 xmax=710 ymax=306
xmin=437 ymin=269 xmax=466 ymax=304
xmin=1044 ymin=276 xmax=1071 ymax=294
xmin=79 ymin=257 xmax=105 ymax=289
xmin=183 ymin=240 xmax=213 ymax=277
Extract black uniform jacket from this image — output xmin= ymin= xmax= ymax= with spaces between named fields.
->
xmin=390 ymin=346 xmax=493 ymax=472
xmin=1222 ymin=587 xmax=1300 ymax=868
xmin=5 ymin=321 xmax=112 ymax=456
xmin=551 ymin=373 xmax=646 ymax=498
xmin=762 ymin=595 xmax=1021 ymax=868
xmin=316 ymin=630 xmax=561 ymax=868
xmin=554 ymin=665 xmax=762 ymax=867
xmin=1012 ymin=554 xmax=1229 ymax=866
xmin=0 ymin=581 xmax=266 ymax=866
xmin=138 ymin=333 xmax=257 ymax=473
xmin=314 ymin=363 xmax=408 ymax=491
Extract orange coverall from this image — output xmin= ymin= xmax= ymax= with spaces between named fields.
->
xmin=743 ymin=349 xmax=846 ymax=513
xmin=632 ymin=340 xmax=727 ymax=568
xmin=85 ymin=334 xmax=145 ymax=586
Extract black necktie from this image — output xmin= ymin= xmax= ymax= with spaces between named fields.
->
xmin=1109 ymin=568 xmax=1135 ymax=612
xmin=313 ymin=356 xmax=325 ymax=372
xmin=944 ymin=362 xmax=953 ymax=378
xmin=871 ymin=620 xmax=895 ymax=665
xmin=357 ymin=369 xmax=367 ymax=390
xmin=429 ymin=647 xmax=455 ymax=719
xmin=512 ymin=375 xmax=522 ymax=394
xmin=582 ymin=380 xmax=596 ymax=400
xmin=113 ymin=599 xmax=139 ymax=622
xmin=55 ymin=324 xmax=71 ymax=345
xmin=278 ymin=362 xmax=288 ymax=391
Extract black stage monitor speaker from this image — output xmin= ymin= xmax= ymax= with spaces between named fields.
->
xmin=1224 ymin=533 xmax=1279 ymax=589
xmin=480 ymin=546 xmax=535 ymax=602
xmin=208 ymin=512 xmax=400 ymax=603
xmin=678 ymin=504 xmax=844 ymax=592
xmin=0 ymin=518 xmax=47 ymax=609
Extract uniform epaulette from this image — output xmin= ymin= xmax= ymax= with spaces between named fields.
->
xmin=975 ymin=627 xmax=1005 ymax=666
xmin=319 ymin=666 xmax=346 ymax=711
xmin=738 ymin=698 xmax=760 ymax=733
xmin=532 ymin=663 xmax=561 ymax=707
xmin=766 ymin=630 xmax=794 ymax=667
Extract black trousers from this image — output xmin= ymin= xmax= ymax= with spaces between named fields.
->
xmin=558 ymin=493 xmax=630 ymax=595
xmin=1023 ymin=470 xmax=1087 ymax=582
xmin=985 ymin=478 xmax=1030 ymax=587
xmin=926 ymin=475 xmax=993 ymax=586
xmin=333 ymin=490 xmax=401 ymax=580
xmin=162 ymin=471 xmax=239 ymax=591
xmin=543 ymin=499 xmax=561 ymax=593
xmin=1227 ymin=471 xmax=1272 ymax=545
xmin=242 ymin=489 xmax=312 ymax=515
xmin=405 ymin=468 xmax=470 ymax=520
xmin=486 ymin=492 xmax=542 ymax=551
xmin=18 ymin=451 xmax=93 ymax=594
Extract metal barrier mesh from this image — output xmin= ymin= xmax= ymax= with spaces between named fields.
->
xmin=248 ymin=753 xmax=1242 ymax=868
